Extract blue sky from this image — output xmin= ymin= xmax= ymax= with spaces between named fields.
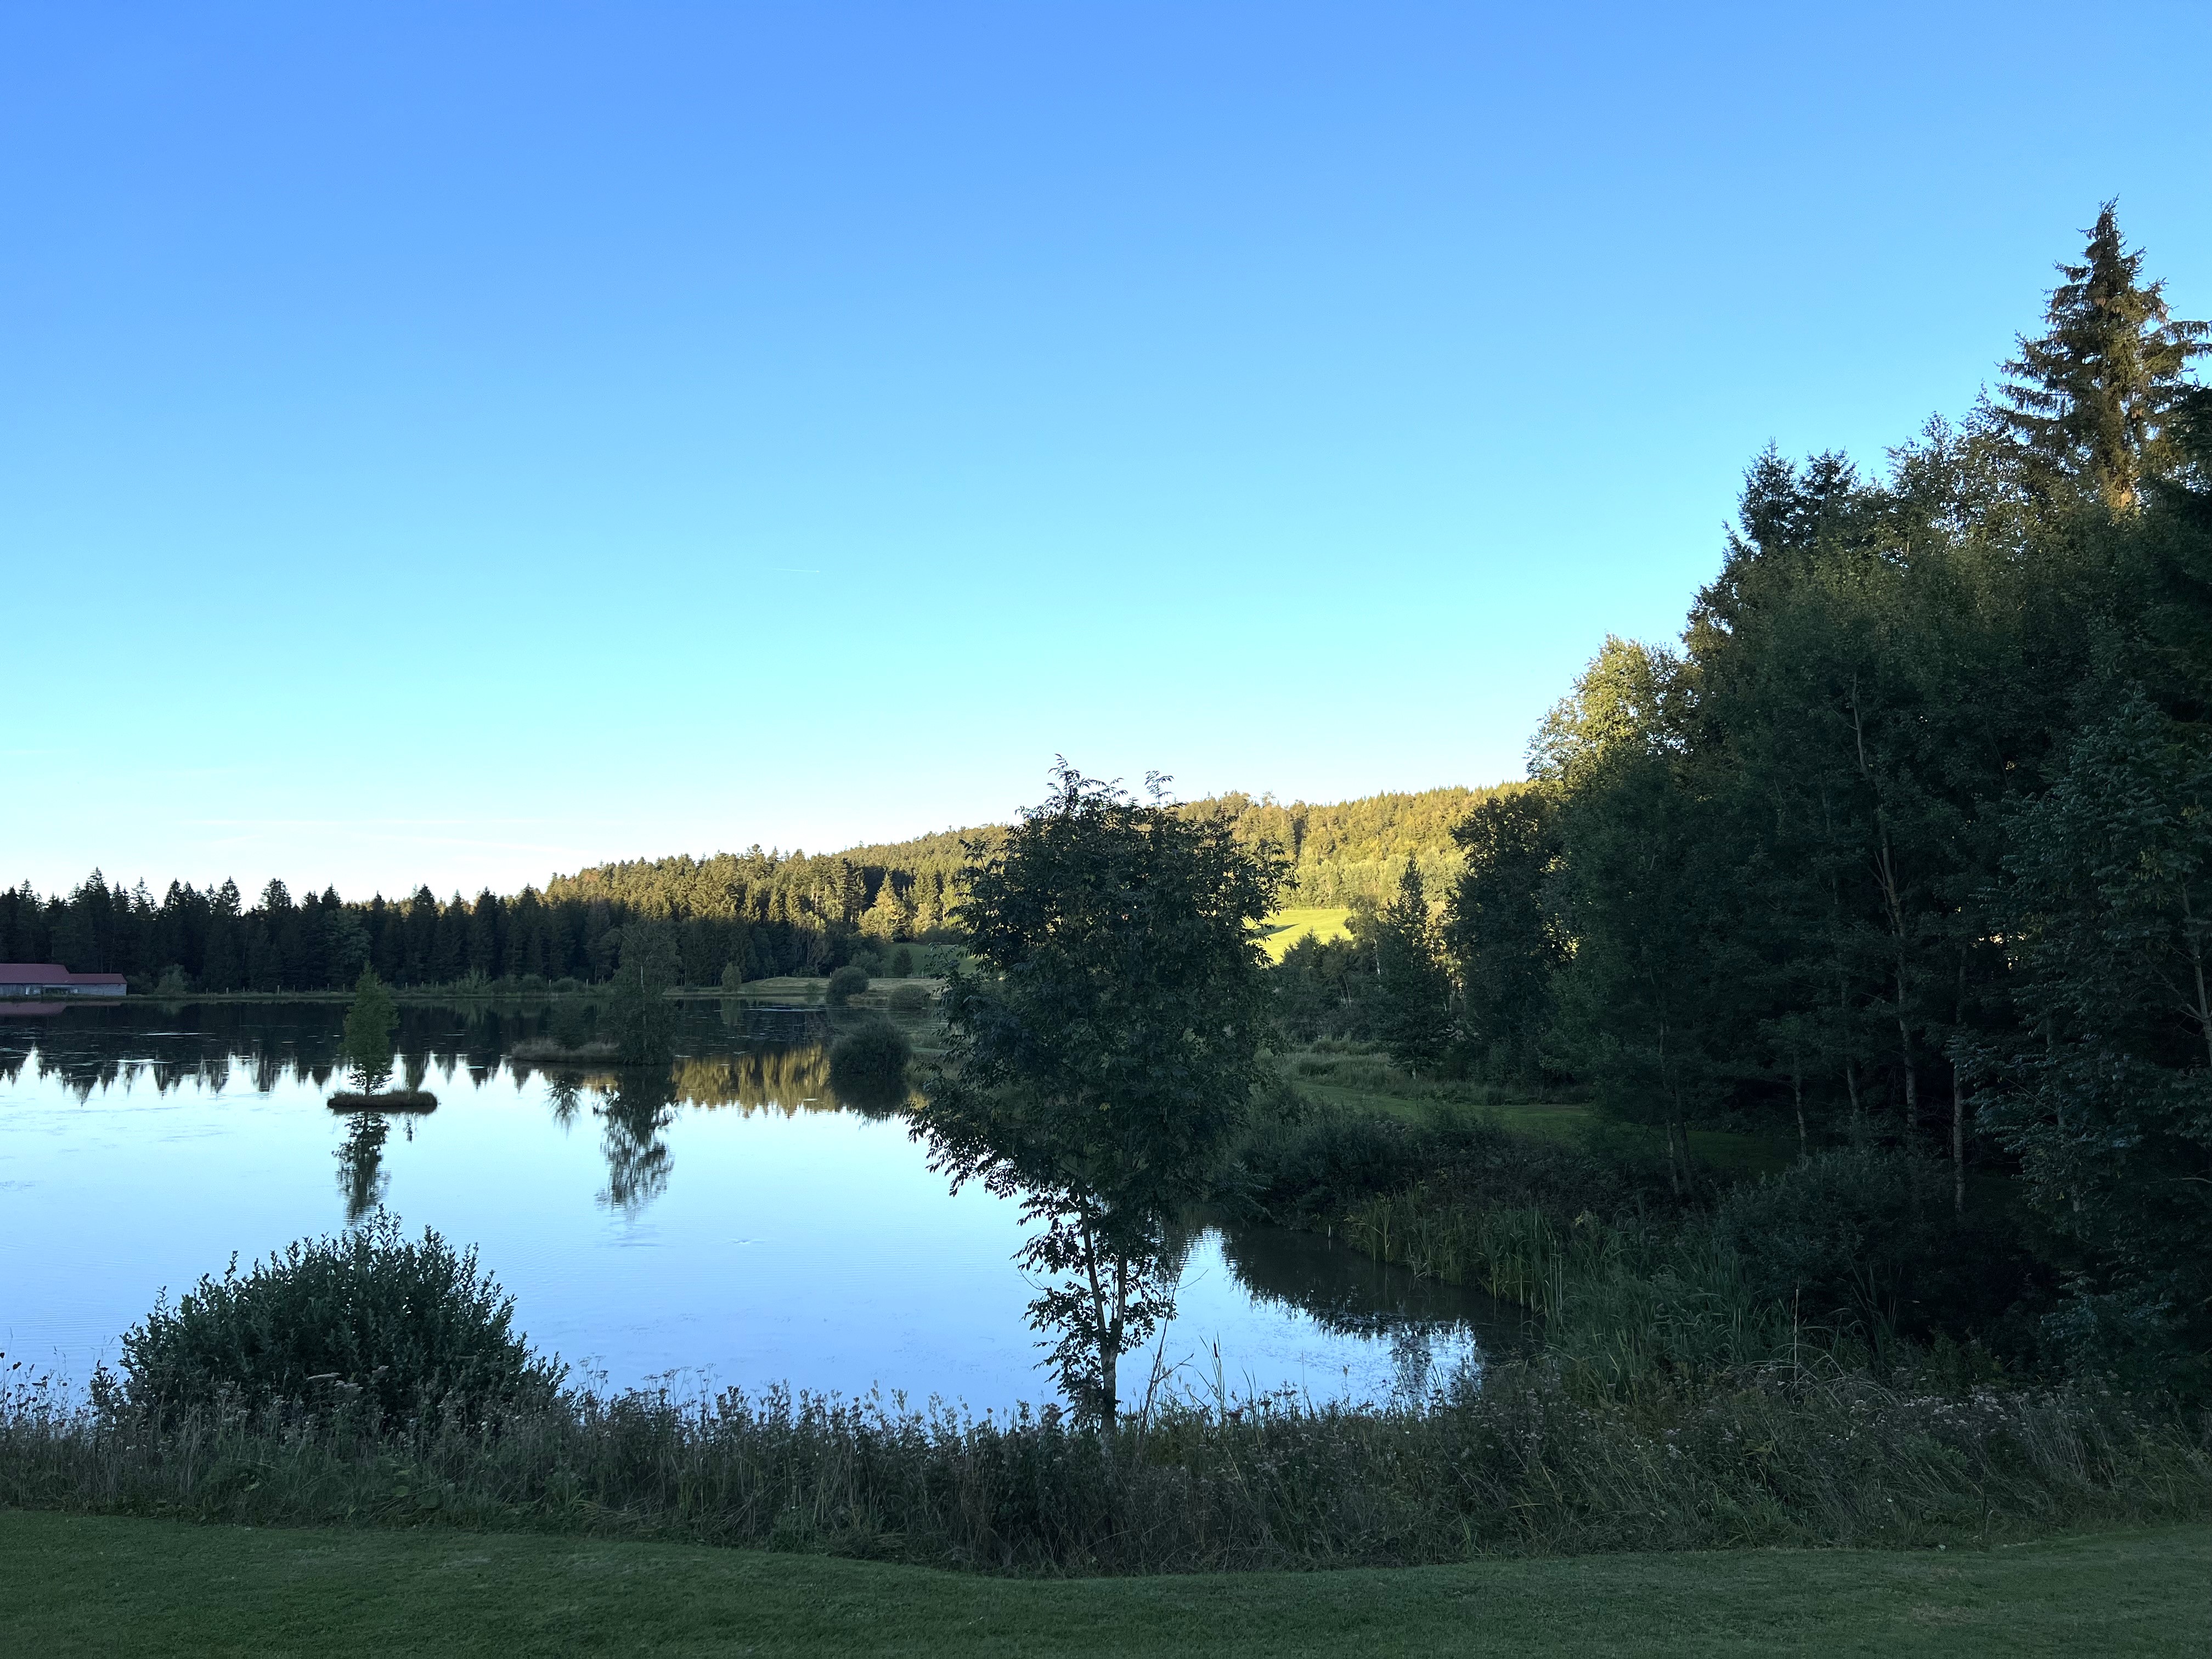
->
xmin=5 ymin=2 xmax=2207 ymax=900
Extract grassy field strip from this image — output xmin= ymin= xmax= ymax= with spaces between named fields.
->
xmin=2 ymin=1511 xmax=2203 ymax=1657
xmin=1255 ymin=906 xmax=1355 ymax=963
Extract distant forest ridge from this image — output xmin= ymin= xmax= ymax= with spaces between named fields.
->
xmin=1 ymin=783 xmax=1501 ymax=992
xmin=548 ymin=784 xmax=1498 ymax=918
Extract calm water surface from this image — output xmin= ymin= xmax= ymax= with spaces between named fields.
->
xmin=0 ymin=1001 xmax=1517 ymax=1410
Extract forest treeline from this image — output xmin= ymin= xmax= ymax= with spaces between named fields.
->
xmin=1 ymin=781 xmax=1478 ymax=993
xmin=0 ymin=861 xmax=927 ymax=995
xmin=1280 ymin=206 xmax=2211 ymax=1380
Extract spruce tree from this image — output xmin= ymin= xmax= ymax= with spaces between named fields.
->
xmin=1447 ymin=789 xmax=1564 ymax=1084
xmin=1996 ymin=203 xmax=2207 ymax=511
xmin=341 ymin=967 xmax=399 ymax=1094
xmin=1372 ymin=864 xmax=1455 ymax=1073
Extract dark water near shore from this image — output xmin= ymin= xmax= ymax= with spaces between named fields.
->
xmin=0 ymin=1001 xmax=1520 ymax=1410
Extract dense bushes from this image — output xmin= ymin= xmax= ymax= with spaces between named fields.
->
xmin=1711 ymin=1149 xmax=2040 ymax=1341
xmin=114 ymin=1215 xmax=563 ymax=1424
xmin=1239 ymin=1091 xmax=2055 ymax=1389
xmin=1235 ymin=1099 xmax=1643 ymax=1228
xmin=827 ymin=1018 xmax=912 ymax=1113
xmin=824 ymin=964 xmax=871 ymax=1007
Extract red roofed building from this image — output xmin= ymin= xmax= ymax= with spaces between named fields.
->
xmin=0 ymin=964 xmax=128 ymax=997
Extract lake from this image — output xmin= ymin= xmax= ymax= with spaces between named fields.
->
xmin=0 ymin=1000 xmax=1518 ymax=1411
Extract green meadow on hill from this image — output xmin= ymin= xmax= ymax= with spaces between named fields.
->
xmin=1254 ymin=905 xmax=1355 ymax=963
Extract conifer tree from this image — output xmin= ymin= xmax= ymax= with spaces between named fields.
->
xmin=1371 ymin=864 xmax=1455 ymax=1072
xmin=1996 ymin=203 xmax=2207 ymax=511
xmin=1447 ymin=789 xmax=1564 ymax=1083
xmin=341 ymin=967 xmax=399 ymax=1093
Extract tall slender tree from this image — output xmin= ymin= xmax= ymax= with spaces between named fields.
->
xmin=1369 ymin=864 xmax=1455 ymax=1072
xmin=1996 ymin=203 xmax=2207 ymax=511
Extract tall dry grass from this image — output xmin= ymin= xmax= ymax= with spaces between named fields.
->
xmin=4 ymin=1357 xmax=2203 ymax=1573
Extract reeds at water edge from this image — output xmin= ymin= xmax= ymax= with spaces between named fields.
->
xmin=5 ymin=1357 xmax=2204 ymax=1575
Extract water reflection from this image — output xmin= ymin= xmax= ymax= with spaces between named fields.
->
xmin=594 ymin=1068 xmax=676 ymax=1214
xmin=336 ymin=1113 xmax=391 ymax=1221
xmin=2 ymin=1001 xmax=1519 ymax=1404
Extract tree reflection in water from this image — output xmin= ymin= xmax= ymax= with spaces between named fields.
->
xmin=594 ymin=1068 xmax=676 ymax=1214
xmin=1214 ymin=1221 xmax=1526 ymax=1396
xmin=544 ymin=1071 xmax=584 ymax=1129
xmin=335 ymin=1113 xmax=390 ymax=1222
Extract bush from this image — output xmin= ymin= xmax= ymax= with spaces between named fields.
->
xmin=888 ymin=983 xmax=930 ymax=1014
xmin=117 ymin=1215 xmax=564 ymax=1423
xmin=1237 ymin=1105 xmax=1427 ymax=1220
xmin=1711 ymin=1148 xmax=2034 ymax=1339
xmin=825 ymin=964 xmax=871 ymax=1006
xmin=1237 ymin=1098 xmax=1635 ymax=1226
xmin=829 ymin=1017 xmax=912 ymax=1112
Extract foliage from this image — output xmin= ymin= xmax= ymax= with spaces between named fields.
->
xmin=1436 ymin=207 xmax=2212 ymax=1374
xmin=1363 ymin=865 xmax=1455 ymax=1071
xmin=335 ymin=1114 xmax=392 ymax=1222
xmin=1537 ymin=644 xmax=1736 ymax=1192
xmin=609 ymin=925 xmax=680 ymax=1063
xmin=1709 ymin=1149 xmax=2033 ymax=1340
xmin=114 ymin=1215 xmax=564 ymax=1424
xmin=828 ymin=1017 xmax=913 ymax=1113
xmin=1270 ymin=933 xmax=1379 ymax=1043
xmin=1191 ymin=786 xmax=1495 ymax=909
xmin=340 ymin=967 xmax=398 ymax=1093
xmin=1995 ymin=201 xmax=2208 ymax=511
xmin=1232 ymin=1091 xmax=1648 ymax=1246
xmin=825 ymin=963 xmax=871 ymax=1007
xmin=1446 ymin=788 xmax=1563 ymax=1083
xmin=9 ymin=1363 xmax=2205 ymax=1574
xmin=594 ymin=1069 xmax=678 ymax=1212
xmin=0 ymin=783 xmax=1488 ymax=998
xmin=1979 ymin=692 xmax=2212 ymax=1389
xmin=916 ymin=764 xmax=1283 ymax=1424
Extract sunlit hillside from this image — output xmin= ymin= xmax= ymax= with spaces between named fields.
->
xmin=1254 ymin=906 xmax=1356 ymax=963
xmin=547 ymin=783 xmax=1509 ymax=926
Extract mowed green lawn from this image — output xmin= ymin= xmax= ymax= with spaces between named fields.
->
xmin=3 ymin=1511 xmax=2204 ymax=1657
xmin=1256 ymin=906 xmax=1355 ymax=963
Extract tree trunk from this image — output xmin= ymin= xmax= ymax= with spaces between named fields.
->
xmin=1950 ymin=963 xmax=1969 ymax=1219
xmin=1098 ymin=1337 xmax=1118 ymax=1434
xmin=1852 ymin=690 xmax=1922 ymax=1147
xmin=1897 ymin=972 xmax=1918 ymax=1143
xmin=1081 ymin=1218 xmax=1118 ymax=1435
xmin=2183 ymin=884 xmax=2212 ymax=1071
xmin=1950 ymin=1062 xmax=1966 ymax=1219
xmin=1102 ymin=1249 xmax=1127 ymax=1436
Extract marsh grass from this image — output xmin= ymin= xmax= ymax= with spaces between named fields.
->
xmin=506 ymin=1038 xmax=619 ymax=1063
xmin=3 ymin=1357 xmax=2203 ymax=1574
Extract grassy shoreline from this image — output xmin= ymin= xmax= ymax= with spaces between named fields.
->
xmin=8 ymin=1362 xmax=2205 ymax=1574
xmin=5 ymin=1509 xmax=2204 ymax=1656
